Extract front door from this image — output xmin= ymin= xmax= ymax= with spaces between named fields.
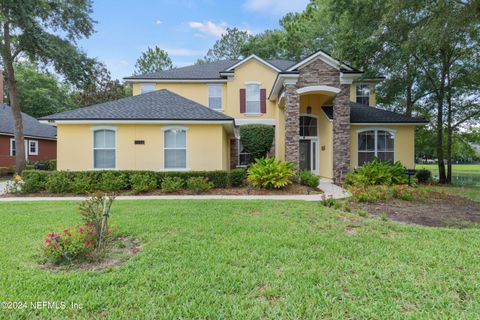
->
xmin=299 ymin=138 xmax=319 ymax=173
xmin=300 ymin=140 xmax=311 ymax=171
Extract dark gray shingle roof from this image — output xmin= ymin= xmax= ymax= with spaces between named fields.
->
xmin=41 ymin=89 xmax=234 ymax=121
xmin=125 ymin=59 xmax=296 ymax=80
xmin=322 ymin=103 xmax=428 ymax=124
xmin=0 ymin=104 xmax=56 ymax=139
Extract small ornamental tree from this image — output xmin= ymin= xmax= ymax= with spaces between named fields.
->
xmin=239 ymin=124 xmax=274 ymax=160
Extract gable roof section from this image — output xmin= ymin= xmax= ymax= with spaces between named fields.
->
xmin=40 ymin=89 xmax=234 ymax=122
xmin=224 ymin=55 xmax=281 ymax=72
xmin=287 ymin=49 xmax=361 ymax=72
xmin=321 ymin=103 xmax=428 ymax=124
xmin=124 ymin=59 xmax=296 ymax=81
xmin=0 ymin=104 xmax=56 ymax=139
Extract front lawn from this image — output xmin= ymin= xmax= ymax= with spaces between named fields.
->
xmin=1 ymin=200 xmax=480 ymax=318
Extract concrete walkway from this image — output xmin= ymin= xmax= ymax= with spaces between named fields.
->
xmin=319 ymin=178 xmax=351 ymax=199
xmin=0 ymin=178 xmax=350 ymax=202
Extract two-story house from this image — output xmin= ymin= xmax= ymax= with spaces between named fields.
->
xmin=41 ymin=50 xmax=427 ymax=181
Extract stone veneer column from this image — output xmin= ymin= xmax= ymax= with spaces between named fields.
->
xmin=230 ymin=138 xmax=238 ymax=169
xmin=284 ymin=84 xmax=300 ymax=167
xmin=333 ymin=84 xmax=351 ymax=182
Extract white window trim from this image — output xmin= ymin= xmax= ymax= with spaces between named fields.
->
xmin=9 ymin=138 xmax=15 ymax=157
xmin=29 ymin=140 xmax=39 ymax=155
xmin=208 ymin=84 xmax=223 ymax=111
xmin=162 ymin=126 xmax=189 ymax=171
xmin=356 ymin=128 xmax=396 ymax=167
xmin=9 ymin=138 xmax=29 ymax=159
xmin=92 ymin=127 xmax=117 ymax=170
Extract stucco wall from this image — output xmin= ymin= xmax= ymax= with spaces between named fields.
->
xmin=56 ymin=124 xmax=228 ymax=171
xmin=132 ymin=59 xmax=279 ymax=121
xmin=349 ymin=125 xmax=416 ymax=170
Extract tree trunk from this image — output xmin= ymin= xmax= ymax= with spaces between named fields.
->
xmin=1 ymin=18 xmax=26 ymax=172
xmin=405 ymin=60 xmax=413 ymax=117
xmin=436 ymin=56 xmax=447 ymax=184
xmin=405 ymin=81 xmax=413 ymax=117
xmin=446 ymin=69 xmax=452 ymax=184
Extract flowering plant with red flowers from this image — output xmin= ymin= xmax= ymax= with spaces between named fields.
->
xmin=43 ymin=224 xmax=97 ymax=263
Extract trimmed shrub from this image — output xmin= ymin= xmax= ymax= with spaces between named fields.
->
xmin=71 ymin=174 xmax=96 ymax=194
xmin=19 ymin=170 xmax=231 ymax=194
xmin=344 ymin=159 xmax=409 ymax=187
xmin=186 ymin=176 xmax=214 ymax=194
xmin=247 ymin=157 xmax=295 ymax=189
xmin=130 ymin=172 xmax=158 ymax=194
xmin=239 ymin=124 xmax=274 ymax=159
xmin=161 ymin=177 xmax=184 ymax=193
xmin=159 ymin=170 xmax=228 ymax=188
xmin=228 ymin=168 xmax=247 ymax=187
xmin=416 ymin=169 xmax=432 ymax=183
xmin=299 ymin=170 xmax=320 ymax=188
xmin=97 ymin=171 xmax=128 ymax=192
xmin=45 ymin=171 xmax=73 ymax=194
xmin=21 ymin=170 xmax=49 ymax=193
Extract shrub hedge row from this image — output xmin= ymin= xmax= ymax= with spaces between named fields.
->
xmin=20 ymin=169 xmax=246 ymax=194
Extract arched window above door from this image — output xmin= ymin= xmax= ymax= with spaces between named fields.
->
xmin=299 ymin=115 xmax=318 ymax=137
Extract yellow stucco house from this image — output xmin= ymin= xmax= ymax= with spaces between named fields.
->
xmin=41 ymin=50 xmax=427 ymax=181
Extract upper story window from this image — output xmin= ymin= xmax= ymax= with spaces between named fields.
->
xmin=140 ymin=83 xmax=156 ymax=94
xmin=164 ymin=128 xmax=187 ymax=170
xmin=93 ymin=129 xmax=116 ymax=169
xmin=246 ymin=83 xmax=261 ymax=114
xmin=357 ymin=129 xmax=395 ymax=166
xmin=208 ymin=84 xmax=222 ymax=110
xmin=356 ymin=83 xmax=370 ymax=105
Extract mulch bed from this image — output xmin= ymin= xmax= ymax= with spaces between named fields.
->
xmin=350 ymin=191 xmax=480 ymax=228
xmin=2 ymin=183 xmax=321 ymax=197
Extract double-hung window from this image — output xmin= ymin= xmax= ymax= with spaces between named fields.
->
xmin=164 ymin=128 xmax=187 ymax=169
xmin=358 ymin=129 xmax=395 ymax=166
xmin=10 ymin=139 xmax=16 ymax=156
xmin=93 ymin=129 xmax=116 ymax=169
xmin=10 ymin=139 xmax=37 ymax=156
xmin=140 ymin=83 xmax=156 ymax=94
xmin=29 ymin=140 xmax=38 ymax=155
xmin=208 ymin=84 xmax=222 ymax=110
xmin=246 ymin=83 xmax=260 ymax=114
xmin=356 ymin=84 xmax=370 ymax=105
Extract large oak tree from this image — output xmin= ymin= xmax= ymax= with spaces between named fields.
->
xmin=0 ymin=0 xmax=96 ymax=172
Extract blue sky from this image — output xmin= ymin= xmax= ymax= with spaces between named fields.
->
xmin=77 ymin=0 xmax=309 ymax=80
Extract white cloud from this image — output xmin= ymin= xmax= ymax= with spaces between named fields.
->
xmin=244 ymin=0 xmax=309 ymax=15
xmin=188 ymin=21 xmax=228 ymax=37
xmin=155 ymin=20 xmax=163 ymax=25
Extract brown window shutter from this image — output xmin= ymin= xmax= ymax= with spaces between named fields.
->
xmin=260 ymin=89 xmax=266 ymax=113
xmin=240 ymin=88 xmax=246 ymax=113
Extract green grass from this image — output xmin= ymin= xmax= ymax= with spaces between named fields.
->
xmin=1 ymin=200 xmax=480 ymax=319
xmin=425 ymin=185 xmax=480 ymax=202
xmin=416 ymin=164 xmax=480 ymax=174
